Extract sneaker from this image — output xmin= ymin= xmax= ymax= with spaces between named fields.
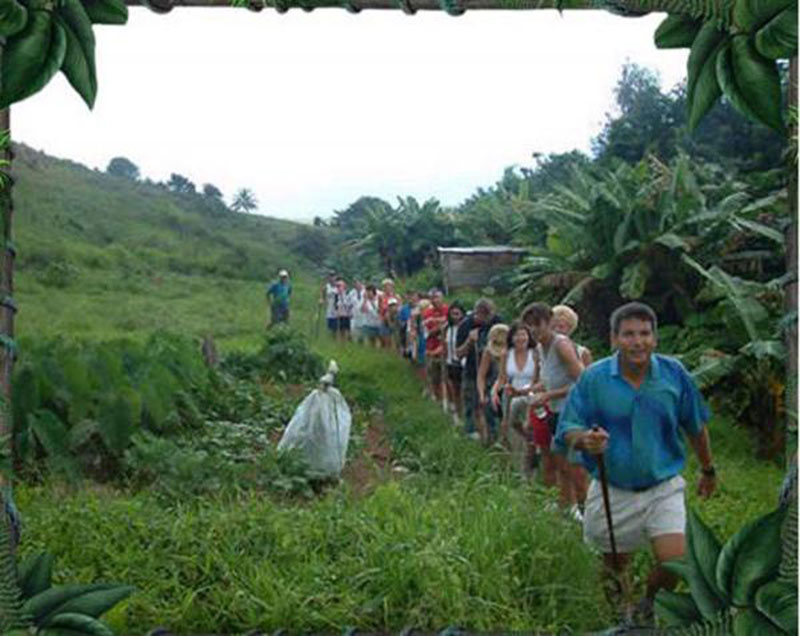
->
xmin=467 ymin=432 xmax=480 ymax=441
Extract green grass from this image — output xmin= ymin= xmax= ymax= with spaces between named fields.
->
xmin=13 ymin=335 xmax=787 ymax=633
xmin=5 ymin=143 xmax=790 ymax=633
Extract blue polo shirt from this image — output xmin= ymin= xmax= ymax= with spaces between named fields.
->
xmin=555 ymin=352 xmax=709 ymax=491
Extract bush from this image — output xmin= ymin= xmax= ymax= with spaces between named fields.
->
xmin=221 ymin=326 xmax=323 ymax=384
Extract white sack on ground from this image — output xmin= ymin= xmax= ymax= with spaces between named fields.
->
xmin=277 ymin=366 xmax=351 ymax=479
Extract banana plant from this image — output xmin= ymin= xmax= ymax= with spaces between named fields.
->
xmin=0 ymin=0 xmax=127 ymax=109
xmin=597 ymin=0 xmax=797 ymax=134
xmin=654 ymin=474 xmax=797 ymax=634
xmin=0 ymin=488 xmax=134 ymax=635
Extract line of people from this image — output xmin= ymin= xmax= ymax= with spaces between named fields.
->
xmin=321 ymin=274 xmax=719 ymax=627
xmin=320 ymin=272 xmax=594 ymax=520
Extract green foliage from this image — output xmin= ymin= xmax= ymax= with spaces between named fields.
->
xmin=221 ymin=325 xmax=323 ymax=383
xmin=655 ymin=496 xmax=796 ymax=634
xmin=12 ymin=332 xmax=211 ymax=477
xmin=0 ymin=0 xmax=127 ymax=109
xmin=637 ymin=0 xmax=795 ymax=133
xmin=105 ymin=157 xmax=139 ymax=181
xmin=230 ymin=187 xmax=257 ymax=214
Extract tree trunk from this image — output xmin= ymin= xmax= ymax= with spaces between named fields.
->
xmin=0 ymin=108 xmax=14 ymax=478
xmin=786 ymin=57 xmax=797 ymax=467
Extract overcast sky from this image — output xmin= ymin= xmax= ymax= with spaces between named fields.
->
xmin=14 ymin=9 xmax=688 ymax=221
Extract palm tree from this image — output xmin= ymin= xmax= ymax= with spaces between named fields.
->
xmin=230 ymin=188 xmax=258 ymax=214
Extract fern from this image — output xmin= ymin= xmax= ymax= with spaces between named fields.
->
xmin=0 ymin=490 xmax=26 ymax=631
xmin=778 ymin=465 xmax=797 ymax=583
xmin=593 ymin=0 xmax=734 ymax=29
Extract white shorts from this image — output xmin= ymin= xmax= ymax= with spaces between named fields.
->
xmin=583 ymin=475 xmax=686 ymax=554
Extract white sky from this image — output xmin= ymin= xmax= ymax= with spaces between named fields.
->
xmin=14 ymin=9 xmax=688 ymax=221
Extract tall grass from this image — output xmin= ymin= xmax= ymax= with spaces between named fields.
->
xmin=17 ymin=479 xmax=609 ymax=633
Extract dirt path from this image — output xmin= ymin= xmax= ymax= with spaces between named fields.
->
xmin=340 ymin=412 xmax=397 ymax=496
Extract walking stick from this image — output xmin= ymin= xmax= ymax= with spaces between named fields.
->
xmin=473 ymin=338 xmax=486 ymax=443
xmin=593 ymin=426 xmax=625 ymax=603
xmin=596 ymin=451 xmax=619 ymax=566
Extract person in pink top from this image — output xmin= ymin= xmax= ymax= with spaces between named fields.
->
xmin=422 ymin=289 xmax=449 ymax=401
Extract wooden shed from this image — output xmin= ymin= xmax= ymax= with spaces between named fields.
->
xmin=437 ymin=246 xmax=527 ymax=294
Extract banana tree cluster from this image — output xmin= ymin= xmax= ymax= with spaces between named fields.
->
xmin=654 ymin=493 xmax=797 ymax=634
xmin=0 ymin=0 xmax=128 ymax=110
xmin=653 ymin=0 xmax=797 ymax=133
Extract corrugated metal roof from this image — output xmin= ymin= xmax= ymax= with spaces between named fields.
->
xmin=437 ymin=246 xmax=528 ymax=254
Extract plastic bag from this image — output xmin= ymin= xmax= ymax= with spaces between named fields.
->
xmin=277 ymin=362 xmax=351 ymax=479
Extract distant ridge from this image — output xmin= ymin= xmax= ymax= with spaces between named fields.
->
xmin=12 ymin=142 xmax=310 ymax=282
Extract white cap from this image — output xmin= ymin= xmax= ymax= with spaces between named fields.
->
xmin=278 ymin=269 xmax=289 ymax=277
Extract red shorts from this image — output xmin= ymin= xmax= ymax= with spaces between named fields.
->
xmin=529 ymin=409 xmax=554 ymax=449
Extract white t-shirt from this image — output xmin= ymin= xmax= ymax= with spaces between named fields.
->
xmin=349 ymin=289 xmax=365 ymax=328
xmin=361 ymin=296 xmax=382 ymax=328
xmin=324 ymin=283 xmax=337 ymax=319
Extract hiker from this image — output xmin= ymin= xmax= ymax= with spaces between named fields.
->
xmin=477 ymin=323 xmax=509 ymax=445
xmin=348 ymin=279 xmax=366 ymax=343
xmin=556 ymin=301 xmax=716 ymax=627
xmin=522 ymin=302 xmax=584 ymax=517
xmin=384 ymin=297 xmax=401 ymax=353
xmin=410 ymin=298 xmax=430 ymax=385
xmin=397 ymin=293 xmax=415 ymax=359
xmin=379 ymin=278 xmax=400 ymax=349
xmin=321 ymin=271 xmax=338 ymax=337
xmin=422 ymin=289 xmax=449 ymax=404
xmin=495 ymin=321 xmax=538 ymax=476
xmin=455 ymin=298 xmax=502 ymax=442
xmin=443 ymin=302 xmax=466 ymax=423
xmin=359 ymin=284 xmax=382 ymax=347
xmin=552 ymin=304 xmax=593 ymax=367
xmin=551 ymin=304 xmax=593 ymax=507
xmin=266 ymin=269 xmax=292 ymax=326
xmin=332 ymin=278 xmax=353 ymax=342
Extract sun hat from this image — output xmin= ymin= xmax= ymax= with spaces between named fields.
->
xmin=486 ymin=323 xmax=510 ymax=359
xmin=388 ymin=297 xmax=399 ymax=306
xmin=278 ymin=269 xmax=289 ymax=277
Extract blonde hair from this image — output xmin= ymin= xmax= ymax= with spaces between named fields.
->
xmin=552 ymin=305 xmax=579 ymax=334
xmin=488 ymin=323 xmax=510 ymax=344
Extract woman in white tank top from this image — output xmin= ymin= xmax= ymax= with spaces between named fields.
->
xmin=495 ymin=322 xmax=539 ymax=476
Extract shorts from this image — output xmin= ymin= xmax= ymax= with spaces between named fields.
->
xmin=426 ymin=357 xmax=443 ymax=385
xmin=583 ymin=475 xmax=687 ymax=554
xmin=446 ymin=364 xmax=462 ymax=387
xmin=270 ymin=304 xmax=289 ymax=325
xmin=327 ymin=317 xmax=350 ymax=332
xmin=362 ymin=326 xmax=380 ymax=340
xmin=529 ymin=409 xmax=553 ymax=449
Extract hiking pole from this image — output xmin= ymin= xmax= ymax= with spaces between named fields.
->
xmin=440 ymin=348 xmax=448 ymax=414
xmin=593 ymin=425 xmax=624 ymax=602
xmin=473 ymin=338 xmax=485 ymax=444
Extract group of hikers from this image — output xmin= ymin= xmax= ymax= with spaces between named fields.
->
xmin=259 ymin=268 xmax=720 ymax=627
xmin=316 ymin=271 xmax=717 ymax=628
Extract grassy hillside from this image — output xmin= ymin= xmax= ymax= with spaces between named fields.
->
xmin=13 ymin=143 xmax=320 ymax=343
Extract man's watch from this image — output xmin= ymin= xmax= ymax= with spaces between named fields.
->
xmin=701 ymin=465 xmax=716 ymax=478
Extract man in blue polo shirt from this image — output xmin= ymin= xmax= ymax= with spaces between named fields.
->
xmin=556 ymin=301 xmax=717 ymax=625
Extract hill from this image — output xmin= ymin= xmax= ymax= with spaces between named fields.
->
xmin=12 ymin=144 xmax=320 ymax=343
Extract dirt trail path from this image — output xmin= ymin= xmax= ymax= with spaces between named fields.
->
xmin=341 ymin=413 xmax=397 ymax=496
